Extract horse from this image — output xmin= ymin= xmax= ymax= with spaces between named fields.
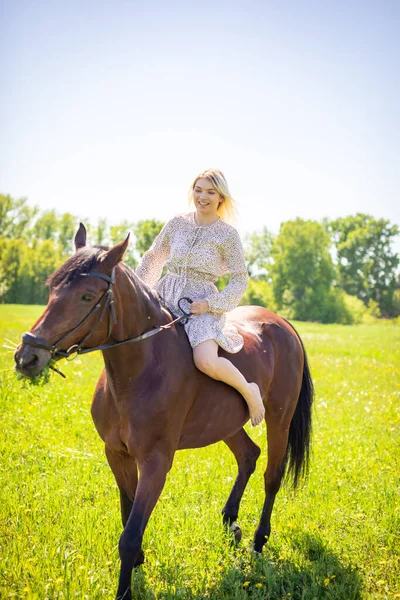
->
xmin=14 ymin=224 xmax=313 ymax=600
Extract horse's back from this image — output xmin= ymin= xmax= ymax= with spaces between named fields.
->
xmin=227 ymin=305 xmax=304 ymax=409
xmin=227 ymin=305 xmax=297 ymax=335
xmin=179 ymin=306 xmax=303 ymax=449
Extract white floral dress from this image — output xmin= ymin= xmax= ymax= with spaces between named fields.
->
xmin=135 ymin=212 xmax=249 ymax=353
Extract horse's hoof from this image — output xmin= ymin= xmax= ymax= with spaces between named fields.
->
xmin=230 ymin=523 xmax=242 ymax=544
xmin=252 ymin=535 xmax=268 ymax=554
xmin=116 ymin=588 xmax=132 ymax=600
xmin=133 ymin=549 xmax=145 ymax=568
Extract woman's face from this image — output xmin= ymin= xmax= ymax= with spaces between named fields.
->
xmin=193 ymin=178 xmax=223 ymax=217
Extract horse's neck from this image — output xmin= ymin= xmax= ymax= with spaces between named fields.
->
xmin=102 ymin=266 xmax=177 ymax=387
xmin=114 ymin=265 xmax=169 ymax=339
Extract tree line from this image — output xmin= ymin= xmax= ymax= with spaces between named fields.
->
xmin=1 ymin=193 xmax=399 ymax=322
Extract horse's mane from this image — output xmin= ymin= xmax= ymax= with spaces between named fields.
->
xmin=47 ymin=246 xmax=170 ymax=315
xmin=47 ymin=247 xmax=107 ymax=288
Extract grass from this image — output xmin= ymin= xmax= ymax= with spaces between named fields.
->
xmin=0 ymin=304 xmax=399 ymax=599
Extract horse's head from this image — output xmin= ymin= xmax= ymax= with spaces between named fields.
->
xmin=14 ymin=224 xmax=129 ymax=378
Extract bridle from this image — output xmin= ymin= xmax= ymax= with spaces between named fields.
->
xmin=21 ymin=267 xmax=192 ymax=377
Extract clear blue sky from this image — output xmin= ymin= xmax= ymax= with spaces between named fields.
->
xmin=1 ymin=0 xmax=399 ymax=246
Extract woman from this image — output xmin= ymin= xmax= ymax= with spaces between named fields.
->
xmin=135 ymin=169 xmax=265 ymax=426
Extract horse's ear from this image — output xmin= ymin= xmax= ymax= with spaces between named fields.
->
xmin=74 ymin=223 xmax=87 ymax=252
xmin=100 ymin=234 xmax=130 ymax=270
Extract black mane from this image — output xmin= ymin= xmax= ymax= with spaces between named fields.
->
xmin=46 ymin=247 xmax=107 ymax=288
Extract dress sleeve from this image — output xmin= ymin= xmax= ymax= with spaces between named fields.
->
xmin=206 ymin=228 xmax=249 ymax=313
xmin=135 ymin=219 xmax=174 ymax=288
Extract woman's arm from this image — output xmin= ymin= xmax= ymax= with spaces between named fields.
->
xmin=135 ymin=219 xmax=174 ymax=288
xmin=206 ymin=228 xmax=249 ymax=313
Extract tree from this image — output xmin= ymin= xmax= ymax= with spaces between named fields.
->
xmin=326 ymin=214 xmax=399 ymax=315
xmin=58 ymin=213 xmax=78 ymax=255
xmin=29 ymin=240 xmax=64 ymax=303
xmin=0 ymin=237 xmax=63 ymax=304
xmin=240 ymin=278 xmax=275 ymax=309
xmin=133 ymin=219 xmax=164 ymax=256
xmin=0 ymin=238 xmax=27 ymax=303
xmin=94 ymin=218 xmax=109 ymax=246
xmin=243 ymin=227 xmax=273 ymax=279
xmin=271 ymin=219 xmax=337 ymax=322
xmin=33 ymin=210 xmax=59 ymax=241
xmin=110 ymin=221 xmax=137 ymax=269
xmin=0 ymin=194 xmax=38 ymax=239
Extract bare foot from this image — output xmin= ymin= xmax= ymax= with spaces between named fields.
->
xmin=245 ymin=382 xmax=265 ymax=427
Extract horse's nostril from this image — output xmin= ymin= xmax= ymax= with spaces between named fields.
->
xmin=20 ymin=353 xmax=39 ymax=369
xmin=26 ymin=355 xmax=39 ymax=368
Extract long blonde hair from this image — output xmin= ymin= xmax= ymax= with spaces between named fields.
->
xmin=188 ymin=168 xmax=237 ymax=225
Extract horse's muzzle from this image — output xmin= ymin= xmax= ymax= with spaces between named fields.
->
xmin=14 ymin=343 xmax=52 ymax=378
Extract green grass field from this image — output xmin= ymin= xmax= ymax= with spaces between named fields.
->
xmin=0 ymin=305 xmax=399 ymax=599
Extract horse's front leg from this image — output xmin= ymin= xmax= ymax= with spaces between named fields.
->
xmin=116 ymin=450 xmax=173 ymax=600
xmin=105 ymin=446 xmax=137 ymax=527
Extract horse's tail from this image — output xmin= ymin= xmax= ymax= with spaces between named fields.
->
xmin=284 ymin=327 xmax=314 ymax=489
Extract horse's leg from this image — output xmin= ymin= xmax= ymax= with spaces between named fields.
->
xmin=253 ymin=416 xmax=289 ymax=553
xmin=116 ymin=450 xmax=172 ymax=600
xmin=105 ymin=446 xmax=138 ymax=527
xmin=222 ymin=428 xmax=261 ymax=539
xmin=119 ymin=489 xmax=134 ymax=528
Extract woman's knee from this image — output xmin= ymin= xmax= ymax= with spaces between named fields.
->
xmin=193 ymin=352 xmax=218 ymax=377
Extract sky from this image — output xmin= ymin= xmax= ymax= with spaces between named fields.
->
xmin=1 ymin=0 xmax=399 ymax=246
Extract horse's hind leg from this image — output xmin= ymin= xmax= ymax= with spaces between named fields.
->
xmin=222 ymin=428 xmax=261 ymax=537
xmin=253 ymin=416 xmax=289 ymax=553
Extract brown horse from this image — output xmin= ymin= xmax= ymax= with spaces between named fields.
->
xmin=14 ymin=225 xmax=313 ymax=600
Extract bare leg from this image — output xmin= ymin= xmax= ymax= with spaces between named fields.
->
xmin=193 ymin=339 xmax=265 ymax=426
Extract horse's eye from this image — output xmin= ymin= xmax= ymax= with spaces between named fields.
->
xmin=81 ymin=293 xmax=95 ymax=303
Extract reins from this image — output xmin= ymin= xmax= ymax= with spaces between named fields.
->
xmin=22 ymin=266 xmax=193 ymax=378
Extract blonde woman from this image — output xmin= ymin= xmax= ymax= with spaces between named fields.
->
xmin=136 ymin=169 xmax=265 ymax=426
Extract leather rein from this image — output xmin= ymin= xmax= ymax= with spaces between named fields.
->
xmin=22 ymin=267 xmax=192 ymax=377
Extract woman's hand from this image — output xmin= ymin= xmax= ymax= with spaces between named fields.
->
xmin=190 ymin=300 xmax=209 ymax=316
